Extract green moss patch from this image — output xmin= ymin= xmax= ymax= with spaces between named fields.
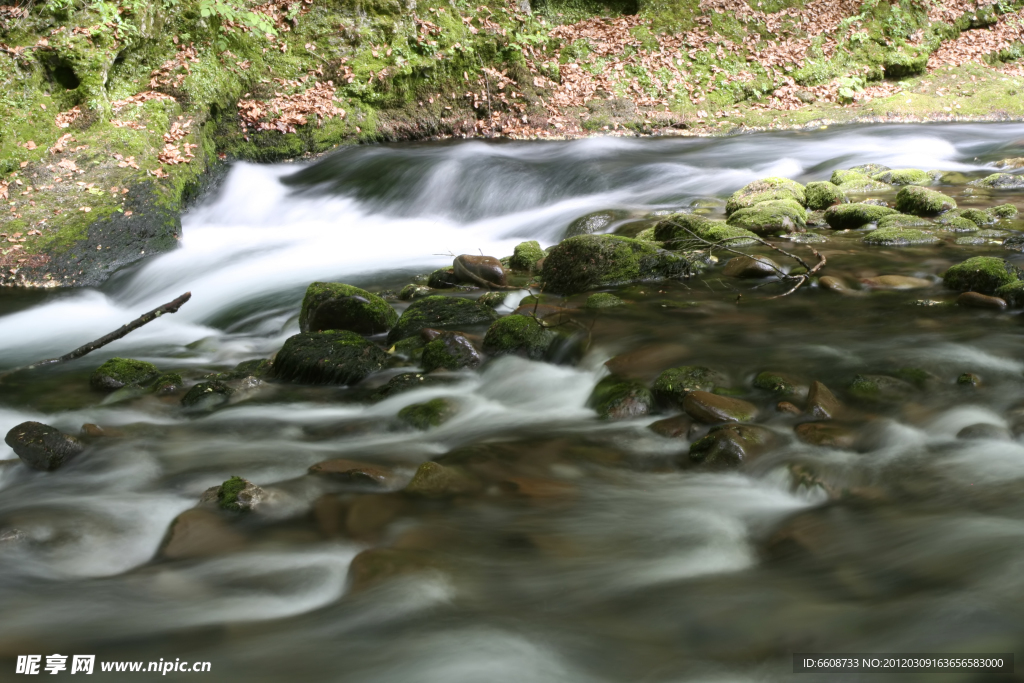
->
xmin=725 ymin=177 xmax=806 ymax=215
xmin=540 ymin=234 xmax=694 ymax=295
xmin=944 ymin=256 xmax=1020 ymax=295
xmin=387 ymin=296 xmax=498 ymax=345
xmin=299 ymin=282 xmax=398 ymax=335
xmin=823 ymin=203 xmax=898 ymax=229
xmin=895 ymin=186 xmax=957 ymax=216
xmin=862 ymin=227 xmax=939 ymax=246
xmin=90 ymin=357 xmax=160 ymax=392
xmin=273 ymin=330 xmax=388 ymax=385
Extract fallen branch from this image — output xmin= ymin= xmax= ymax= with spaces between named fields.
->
xmin=1 ymin=292 xmax=191 ymax=379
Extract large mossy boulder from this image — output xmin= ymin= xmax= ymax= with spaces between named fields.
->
xmin=823 ymin=203 xmax=898 ymax=229
xmin=5 ymin=421 xmax=84 ymax=471
xmin=299 ymin=282 xmax=398 ymax=335
xmin=386 ymin=296 xmax=498 ymax=345
xmin=804 ymin=181 xmax=847 ymax=210
xmin=653 ymin=214 xmax=759 ymax=247
xmin=482 ymin=314 xmax=559 ymax=360
xmin=725 ymin=199 xmax=806 ymax=234
xmin=969 ymin=173 xmax=1024 ymax=190
xmin=725 ymin=177 xmax=806 ymax=214
xmin=588 ymin=376 xmax=654 ymax=419
xmin=509 ymin=240 xmax=545 ymax=271
xmin=862 ymin=227 xmax=940 ymax=246
xmin=273 ymin=331 xmax=388 ymax=385
xmin=540 ymin=234 xmax=693 ymax=295
xmin=871 ymin=169 xmax=931 ymax=186
xmin=90 ymin=358 xmax=160 ymax=392
xmin=943 ymin=256 xmax=1020 ymax=295
xmin=420 ymin=332 xmax=482 ymax=372
xmin=894 ymin=186 xmax=956 ymax=216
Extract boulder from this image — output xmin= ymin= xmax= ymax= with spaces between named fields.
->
xmin=683 ymin=391 xmax=758 ymax=424
xmin=943 ymin=256 xmax=1019 ymax=295
xmin=398 ymin=398 xmax=458 ymax=430
xmin=862 ymin=227 xmax=939 ymax=246
xmin=969 ymin=173 xmax=1024 ymax=190
xmin=804 ymin=181 xmax=847 ymax=210
xmin=453 ymin=254 xmax=507 ymax=287
xmin=654 ymin=213 xmax=759 ymax=247
xmin=894 ymin=186 xmax=956 ymax=216
xmin=588 ymin=376 xmax=654 ymax=419
xmin=273 ymin=331 xmax=389 ymax=385
xmin=180 ymin=381 xmax=233 ymax=410
xmin=995 ymin=280 xmax=1024 ymax=307
xmin=427 ymin=268 xmax=459 ymax=289
xmin=509 ymin=240 xmax=545 ymax=271
xmin=818 ymin=275 xmax=854 ymax=294
xmin=151 ymin=372 xmax=184 ymax=395
xmin=830 ymin=170 xmax=891 ymax=193
xmin=482 ymin=314 xmax=559 ymax=360
xmin=421 ymin=332 xmax=482 ymax=371
xmin=725 ymin=199 xmax=806 ymax=235
xmin=89 ymin=358 xmax=160 ymax=392
xmin=725 ymin=177 xmax=806 ymax=214
xmin=848 ymin=374 xmax=915 ymax=403
xmin=540 ymin=234 xmax=694 ymax=295
xmin=876 ymin=214 xmax=933 ymax=229
xmin=956 ymin=423 xmax=1011 ymax=441
xmin=723 ymin=255 xmax=781 ymax=278
xmin=299 ymin=282 xmax=398 ymax=335
xmin=4 ymin=421 xmax=84 ymax=471
xmin=871 ymin=169 xmax=931 ymax=186
xmin=940 ymin=217 xmax=979 ymax=232
xmin=652 ymin=366 xmax=726 ymax=407
xmin=688 ymin=424 xmax=778 ymax=466
xmin=753 ymin=371 xmax=807 ymax=399
xmin=823 ymin=203 xmax=898 ymax=229
xmin=386 ymin=296 xmax=498 ymax=345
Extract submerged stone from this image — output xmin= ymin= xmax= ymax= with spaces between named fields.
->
xmin=398 ymin=398 xmax=457 ymax=430
xmin=159 ymin=509 xmax=246 ymax=560
xmin=894 ymin=186 xmax=956 ymax=216
xmin=688 ymin=423 xmax=778 ymax=466
xmin=90 ymin=357 xmax=160 ymax=392
xmin=683 ymin=390 xmax=758 ymax=424
xmin=859 ymin=275 xmax=933 ymax=289
xmin=725 ymin=177 xmax=806 ymax=214
xmin=848 ymin=374 xmax=915 ymax=403
xmin=804 ymin=181 xmax=847 ymax=210
xmin=862 ymin=227 xmax=939 ymax=246
xmin=722 ymin=255 xmax=781 ymax=278
xmin=368 ymin=372 xmax=459 ymax=401
xmin=180 ymin=381 xmax=234 ymax=410
xmin=309 ymin=458 xmax=395 ymax=486
xmin=588 ymin=376 xmax=654 ymax=419
xmin=299 ymin=282 xmax=398 ymax=335
xmin=652 ymin=366 xmax=726 ymax=407
xmin=403 ymin=461 xmax=480 ymax=497
xmin=387 ymin=296 xmax=498 ymax=345
xmin=648 ymin=414 xmax=694 ymax=439
xmin=794 ymin=422 xmax=858 ymax=449
xmin=4 ymin=421 xmax=84 ymax=471
xmin=823 ymin=203 xmax=898 ymax=229
xmin=273 ymin=331 xmax=388 ymax=385
xmin=943 ymin=256 xmax=1019 ymax=295
xmin=585 ymin=293 xmax=624 ymax=309
xmin=540 ymin=234 xmax=694 ymax=295
xmin=347 ymin=548 xmax=442 ymax=593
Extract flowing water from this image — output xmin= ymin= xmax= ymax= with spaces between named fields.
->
xmin=2 ymin=123 xmax=1024 ymax=681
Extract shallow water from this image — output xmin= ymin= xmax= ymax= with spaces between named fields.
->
xmin=2 ymin=123 xmax=1024 ymax=681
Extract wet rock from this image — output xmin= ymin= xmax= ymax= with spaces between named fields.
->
xmin=299 ymin=282 xmax=398 ymax=335
xmin=209 ymin=359 xmax=270 ymax=382
xmin=688 ymin=423 xmax=778 ymax=466
xmin=421 ymin=332 xmax=482 ymax=372
xmin=954 ymin=208 xmax=995 ymax=226
xmin=943 ymin=256 xmax=1019 ymax=295
xmin=823 ymin=203 xmax=898 ymax=229
xmin=477 ymin=291 xmax=508 ymax=308
xmin=862 ymin=227 xmax=939 ymax=246
xmin=398 ymin=398 xmax=458 ymax=430
xmin=180 ymin=380 xmax=234 ymax=410
xmin=723 ymin=255 xmax=781 ymax=278
xmin=990 ymin=203 xmax=1019 ymax=219
xmin=654 ymin=213 xmax=759 ymax=247
xmin=830 ymin=170 xmax=891 ymax=193
xmin=1002 ymin=235 xmax=1024 ymax=252
xmin=588 ymin=376 xmax=654 ymax=419
xmin=995 ymin=280 xmax=1024 ymax=307
xmin=540 ymin=234 xmax=695 ymax=295
xmin=876 ymin=214 xmax=933 ymax=229
xmin=399 ymin=284 xmax=433 ymax=301
xmin=794 ymin=422 xmax=858 ymax=448
xmin=859 ymin=275 xmax=933 ymax=289
xmin=482 ymin=314 xmax=558 ymax=360
xmin=957 ymin=423 xmax=1011 ymax=441
xmin=403 ymin=461 xmax=481 ymax=497
xmin=726 ymin=199 xmax=806 ymax=235
xmin=90 ymin=357 xmax=160 ymax=392
xmin=894 ymin=186 xmax=956 ymax=216
xmin=683 ymin=390 xmax=758 ymax=424
xmin=955 ymin=235 xmax=987 ymax=246
xmin=273 ymin=331 xmax=389 ymax=385
xmin=804 ymin=181 xmax=847 ymax=210
xmin=942 ymin=217 xmax=980 ymax=233
xmin=648 ymin=414 xmax=694 ymax=438
xmin=343 ymin=494 xmax=408 ymax=539
xmin=427 ymin=268 xmax=459 ymax=289
xmin=994 ymin=157 xmax=1024 ymax=170
xmin=80 ymin=423 xmax=123 ymax=438
xmin=818 ymin=275 xmax=854 ymax=293
xmin=969 ymin=173 xmax=1024 ymax=190
xmin=4 ymin=421 xmax=84 ymax=471
xmin=159 ymin=508 xmax=246 ymax=559
xmin=151 ymin=372 xmax=184 ymax=395
xmin=753 ymin=371 xmax=807 ymax=399
xmin=368 ymin=372 xmax=459 ymax=401
xmin=957 ymin=372 xmax=981 ymax=387
xmin=848 ymin=374 xmax=915 ymax=403
xmin=309 ymin=458 xmax=396 ymax=486
xmin=585 ymin=292 xmax=624 ymax=309
xmin=215 ymin=476 xmax=265 ymax=512
xmin=847 ymin=163 xmax=890 ymax=176
xmin=453 ymin=254 xmax=507 ymax=287
xmin=652 ymin=366 xmax=726 ymax=407
xmin=871 ymin=169 xmax=931 ymax=186
xmin=805 ymin=381 xmax=843 ymax=420
xmin=386 ymin=296 xmax=498 ymax=345
xmin=509 ymin=240 xmax=545 ymax=271
xmin=776 ymin=401 xmax=801 ymax=415
xmin=725 ymin=177 xmax=806 ymax=214
xmin=604 ymin=343 xmax=691 ymax=380
xmin=957 ymin=291 xmax=1007 ymax=310
xmin=347 ymin=548 xmax=442 ymax=593
xmin=565 ymin=210 xmax=627 ymax=238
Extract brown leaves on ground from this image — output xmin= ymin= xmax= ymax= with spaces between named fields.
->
xmin=251 ymin=0 xmax=311 ymax=31
xmin=927 ymin=0 xmax=990 ymax=24
xmin=54 ymin=106 xmax=82 ymax=128
xmin=0 ymin=180 xmax=8 ymax=201
xmin=112 ymin=90 xmax=174 ymax=111
xmin=150 ymin=45 xmax=200 ymax=90
xmin=237 ymin=80 xmax=345 ymax=134
xmin=158 ymin=118 xmax=198 ymax=165
xmin=927 ymin=15 xmax=1024 ymax=69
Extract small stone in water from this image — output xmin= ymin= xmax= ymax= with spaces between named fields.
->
xmin=683 ymin=391 xmax=758 ymax=424
xmin=956 ymin=291 xmax=1007 ymax=310
xmin=805 ymin=381 xmax=843 ymax=420
xmin=957 ymin=373 xmax=981 ymax=387
xmin=818 ymin=275 xmax=854 ymax=294
xmin=723 ymin=255 xmax=781 ymax=278
xmin=648 ymin=414 xmax=693 ymax=438
xmin=776 ymin=401 xmax=801 ymax=415
xmin=4 ymin=421 xmax=83 ymax=471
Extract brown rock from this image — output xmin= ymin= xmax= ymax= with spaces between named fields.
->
xmin=818 ymin=275 xmax=854 ymax=294
xmin=776 ymin=401 xmax=801 ymax=415
xmin=683 ymin=391 xmax=759 ymax=424
xmin=346 ymin=494 xmax=408 ymax=539
xmin=805 ymin=381 xmax=843 ymax=420
xmin=794 ymin=422 xmax=858 ymax=449
xmin=648 ymin=414 xmax=693 ymax=438
xmin=159 ymin=509 xmax=246 ymax=559
xmin=453 ymin=254 xmax=507 ymax=287
xmin=347 ymin=548 xmax=441 ymax=593
xmin=403 ymin=461 xmax=482 ymax=498
xmin=723 ymin=255 xmax=781 ymax=278
xmin=995 ymin=157 xmax=1024 ymax=170
xmin=688 ymin=423 xmax=778 ymax=466
xmin=309 ymin=458 xmax=396 ymax=487
xmin=957 ymin=291 xmax=1007 ymax=310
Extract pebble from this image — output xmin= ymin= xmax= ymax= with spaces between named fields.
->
xmin=956 ymin=291 xmax=1007 ymax=310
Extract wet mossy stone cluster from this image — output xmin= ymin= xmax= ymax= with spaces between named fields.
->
xmin=830 ymin=170 xmax=891 ymax=193
xmin=725 ymin=178 xmax=806 ymax=214
xmin=970 ymin=174 xmax=1024 ymax=190
xmin=90 ymin=358 xmax=160 ymax=392
xmin=540 ymin=234 xmax=694 ymax=295
xmin=862 ymin=227 xmax=939 ymax=246
xmin=943 ymin=256 xmax=1021 ymax=295
xmin=482 ymin=314 xmax=559 ymax=360
xmin=654 ymin=214 xmax=758 ymax=247
xmin=4 ymin=421 xmax=83 ymax=471
xmin=299 ymin=282 xmax=398 ymax=335
xmin=273 ymin=330 xmax=388 ymax=385
xmin=895 ymin=186 xmax=956 ymax=216
xmin=725 ymin=199 xmax=806 ymax=234
xmin=387 ymin=296 xmax=499 ymax=345
xmin=588 ymin=376 xmax=653 ymax=419
xmin=509 ymin=241 xmax=545 ymax=271
xmin=823 ymin=203 xmax=897 ymax=229
xmin=652 ymin=366 xmax=724 ymax=407
xmin=804 ymin=181 xmax=847 ymax=211
xmin=871 ymin=169 xmax=931 ymax=186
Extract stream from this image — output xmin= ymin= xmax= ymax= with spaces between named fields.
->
xmin=2 ymin=123 xmax=1024 ymax=681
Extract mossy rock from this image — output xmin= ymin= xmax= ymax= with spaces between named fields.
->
xmin=877 ymin=214 xmax=932 ymax=229
xmin=862 ymin=227 xmax=940 ymax=246
xmin=151 ymin=372 xmax=184 ymax=395
xmin=725 ymin=199 xmax=806 ymax=234
xmin=944 ymin=256 xmax=1020 ymax=295
xmin=940 ymin=216 xmax=980 ymax=232
xmin=477 ymin=291 xmax=508 ymax=308
xmin=540 ymin=234 xmax=694 ymax=295
xmin=995 ymin=281 xmax=1024 ymax=308
xmin=847 ymin=374 xmax=916 ymax=403
xmin=634 ymin=226 xmax=659 ymax=243
xmin=652 ymin=366 xmax=725 ymax=407
xmin=427 ymin=268 xmax=459 ymax=289
xmin=217 ymin=476 xmax=261 ymax=512
xmin=209 ymin=359 xmax=270 ymax=381
xmin=804 ymin=181 xmax=847 ymax=210
xmin=399 ymin=284 xmax=433 ymax=301
xmin=688 ymin=424 xmax=778 ymax=467
xmin=990 ymin=204 xmax=1019 ymax=219
xmin=90 ymin=358 xmax=160 ymax=392
xmin=403 ymin=461 xmax=479 ymax=497
xmin=895 ymin=186 xmax=957 ymax=216
xmin=299 ymin=282 xmax=398 ymax=335
xmin=421 ymin=333 xmax=482 ymax=372
xmin=588 ymin=376 xmax=654 ymax=420
xmin=509 ymin=240 xmax=545 ymax=271
xmin=273 ymin=331 xmax=388 ymax=385
xmin=4 ymin=421 xmax=83 ymax=471
xmin=368 ymin=373 xmax=460 ymax=402
xmin=955 ymin=208 xmax=995 ymax=226
xmin=847 ymin=163 xmax=890 ymax=176
xmin=830 ymin=170 xmax=891 ymax=193
xmin=653 ymin=213 xmax=758 ymax=247
xmin=565 ymin=210 xmax=628 ymax=238
xmin=389 ymin=335 xmax=426 ymax=362
xmin=181 ymin=381 xmax=234 ymax=411
xmin=823 ymin=203 xmax=898 ymax=229
xmin=871 ymin=169 xmax=931 ymax=186
xmin=398 ymin=398 xmax=458 ymax=430
xmin=969 ymin=174 xmax=1024 ymax=190
xmin=585 ymin=293 xmax=624 ymax=309
xmin=753 ymin=370 xmax=806 ymax=398
xmin=482 ymin=314 xmax=558 ymax=360
xmin=725 ymin=177 xmax=806 ymax=215
xmin=386 ymin=296 xmax=498 ymax=345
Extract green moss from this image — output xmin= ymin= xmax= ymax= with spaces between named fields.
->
xmin=386 ymin=296 xmax=499 ymax=345
xmin=509 ymin=240 xmax=545 ymax=271
xmin=654 ymin=213 xmax=758 ymax=247
xmin=540 ymin=234 xmax=694 ymax=295
xmin=481 ymin=314 xmax=557 ymax=360
xmin=477 ymin=291 xmax=508 ymax=308
xmin=753 ymin=370 xmax=803 ymax=397
xmin=273 ymin=330 xmax=388 ymax=385
xmin=90 ymin=357 xmax=160 ymax=392
xmin=725 ymin=177 xmax=806 ymax=215
xmin=996 ymin=280 xmax=1024 ymax=308
xmin=871 ymin=169 xmax=931 ymax=186
xmin=894 ymin=367 xmax=934 ymax=390
xmin=587 ymin=376 xmax=653 ymax=419
xmin=217 ymin=476 xmax=249 ymax=512
xmin=942 ymin=217 xmax=979 ymax=232
xmin=955 ymin=208 xmax=993 ymax=226
xmin=210 ymin=359 xmax=270 ymax=381
xmin=943 ymin=256 xmax=1020 ymax=295
xmin=585 ymin=292 xmax=624 ymax=309
xmin=823 ymin=203 xmax=898 ymax=229
xmin=420 ymin=333 xmax=481 ymax=372
xmin=895 ymin=186 xmax=957 ymax=216
xmin=990 ymin=204 xmax=1019 ymax=219
xmin=830 ymin=170 xmax=892 ymax=193
xmin=652 ymin=366 xmax=723 ymax=406
xmin=399 ymin=284 xmax=433 ymax=301
xmin=862 ymin=227 xmax=939 ymax=246
xmin=725 ymin=199 xmax=806 ymax=234
xmin=298 ymin=282 xmax=398 ymax=334
xmin=881 ymin=45 xmax=929 ymax=78
xmin=151 ymin=372 xmax=184 ymax=395
xmin=398 ymin=398 xmax=457 ymax=430
xmin=804 ymin=181 xmax=847 ymax=210
xmin=180 ymin=380 xmax=234 ymax=410
xmin=877 ymin=214 xmax=932 ymax=229
xmin=848 ymin=164 xmax=891 ymax=176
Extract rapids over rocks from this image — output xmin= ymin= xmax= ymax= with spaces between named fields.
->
xmin=3 ymin=123 xmax=1024 ymax=681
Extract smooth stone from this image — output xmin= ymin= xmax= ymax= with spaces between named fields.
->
xmin=688 ymin=423 xmax=778 ymax=466
xmin=818 ymin=275 xmax=855 ymax=294
xmin=159 ymin=509 xmax=246 ymax=559
xmin=794 ymin=422 xmax=858 ymax=448
xmin=956 ymin=423 xmax=1011 ymax=441
xmin=589 ymin=377 xmax=654 ymax=420
xmin=347 ymin=548 xmax=442 ymax=593
xmin=776 ymin=401 xmax=801 ymax=415
xmin=309 ymin=458 xmax=396 ymax=486
xmin=957 ymin=291 xmax=1007 ymax=310
xmin=683 ymin=391 xmax=758 ymax=424
xmin=805 ymin=381 xmax=843 ymax=420
xmin=453 ymin=254 xmax=507 ymax=287
xmin=648 ymin=414 xmax=694 ymax=438
xmin=723 ymin=255 xmax=781 ymax=278
xmin=421 ymin=331 xmax=482 ymax=372
xmin=859 ymin=275 xmax=933 ymax=290
xmin=4 ymin=422 xmax=84 ymax=471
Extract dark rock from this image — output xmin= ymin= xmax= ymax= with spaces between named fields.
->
xmin=589 ymin=376 xmax=654 ymax=419
xmin=818 ymin=275 xmax=854 ymax=293
xmin=4 ymin=421 xmax=84 ymax=471
xmin=652 ymin=366 xmax=725 ymax=407
xmin=848 ymin=374 xmax=915 ymax=403
xmin=688 ymin=423 xmax=778 ymax=466
xmin=368 ymin=372 xmax=459 ymax=401
xmin=776 ymin=401 xmax=801 ymax=415
xmin=540 ymin=234 xmax=695 ymax=295
xmin=957 ymin=291 xmax=1007 ymax=310
xmin=180 ymin=381 xmax=234 ymax=410
xmin=403 ymin=461 xmax=480 ymax=497
xmin=309 ymin=458 xmax=396 ymax=486
xmin=151 ymin=372 xmax=184 ymax=395
xmin=723 ymin=255 xmax=781 ymax=278
xmin=956 ymin=423 xmax=1011 ymax=441
xmin=753 ymin=371 xmax=807 ymax=399
xmin=386 ymin=296 xmax=499 ymax=345
xmin=398 ymin=398 xmax=458 ymax=430
xmin=805 ymin=381 xmax=843 ymax=420
xmin=421 ymin=332 xmax=482 ymax=372
xmin=347 ymin=548 xmax=441 ymax=593
xmin=453 ymin=254 xmax=507 ymax=287
xmin=683 ymin=391 xmax=758 ymax=424
xmin=427 ymin=268 xmax=459 ymax=289
xmin=273 ymin=331 xmax=388 ymax=385
xmin=90 ymin=357 xmax=160 ymax=392
xmin=299 ymin=282 xmax=398 ymax=335
xmin=649 ymin=414 xmax=693 ymax=438
xmin=794 ymin=422 xmax=858 ymax=448
xmin=482 ymin=314 xmax=558 ymax=360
